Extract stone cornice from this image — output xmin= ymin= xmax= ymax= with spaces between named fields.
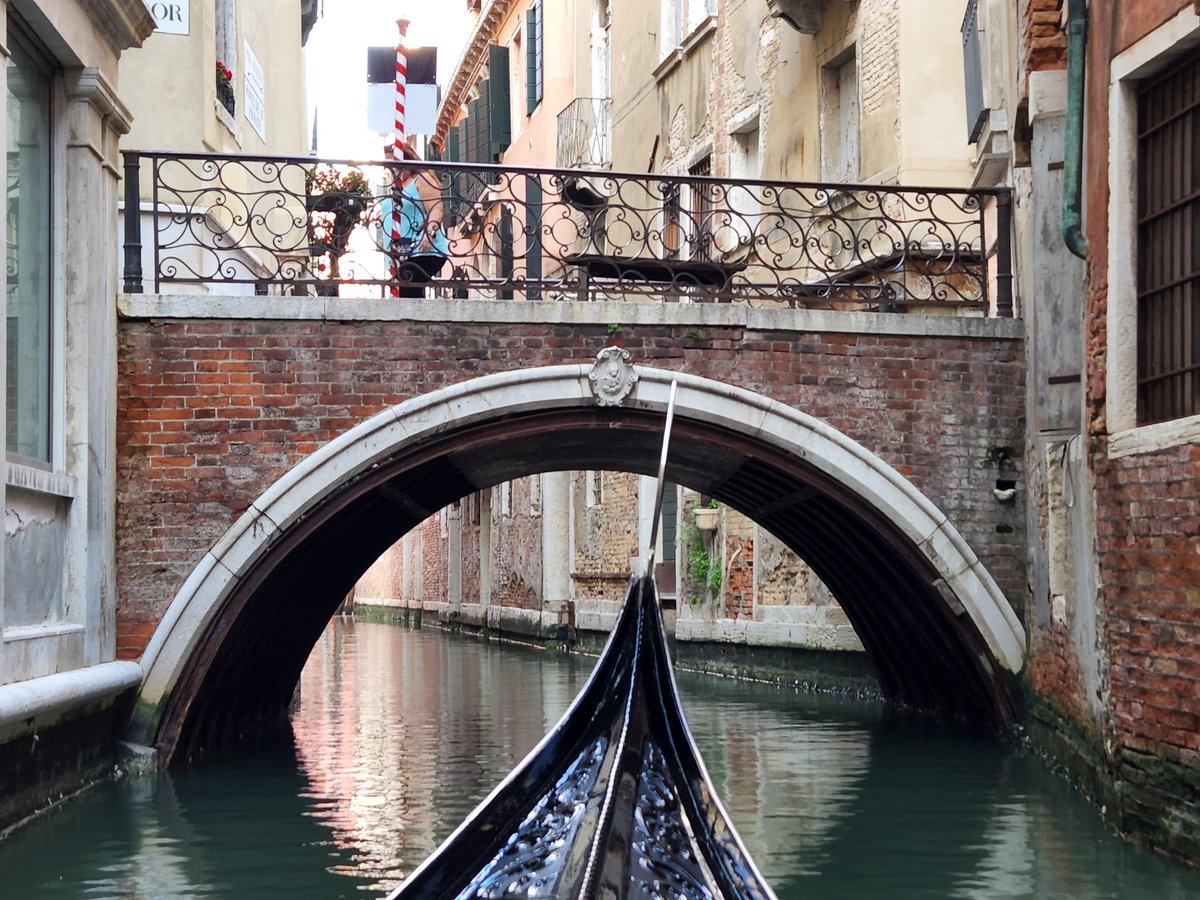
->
xmin=433 ymin=0 xmax=513 ymax=152
xmin=89 ymin=0 xmax=156 ymax=54
xmin=66 ymin=67 xmax=135 ymax=135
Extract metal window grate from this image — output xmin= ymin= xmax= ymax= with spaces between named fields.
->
xmin=1136 ymin=51 xmax=1200 ymax=425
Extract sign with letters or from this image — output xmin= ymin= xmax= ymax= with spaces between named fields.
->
xmin=243 ymin=40 xmax=266 ymax=141
xmin=150 ymin=0 xmax=189 ymax=35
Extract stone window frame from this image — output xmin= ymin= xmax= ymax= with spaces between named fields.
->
xmin=586 ymin=469 xmax=603 ymax=507
xmin=657 ymin=0 xmax=715 ymax=70
xmin=4 ymin=14 xmax=68 ymax=480
xmin=1106 ymin=7 xmax=1200 ymax=458
xmin=819 ymin=47 xmax=859 ymax=184
xmin=529 ymin=473 xmax=542 ymax=516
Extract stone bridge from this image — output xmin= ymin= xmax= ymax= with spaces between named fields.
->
xmin=115 ymin=293 xmax=1025 ymax=760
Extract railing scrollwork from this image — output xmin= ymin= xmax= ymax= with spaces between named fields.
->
xmin=120 ymin=149 xmax=1013 ymax=315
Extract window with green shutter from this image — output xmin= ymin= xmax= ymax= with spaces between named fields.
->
xmin=526 ymin=0 xmax=543 ymax=115
xmin=488 ymin=43 xmax=511 ymax=157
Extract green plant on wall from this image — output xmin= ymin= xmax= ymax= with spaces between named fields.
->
xmin=683 ymin=523 xmax=722 ymax=604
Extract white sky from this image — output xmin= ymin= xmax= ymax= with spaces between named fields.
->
xmin=305 ymin=2 xmax=471 ymax=159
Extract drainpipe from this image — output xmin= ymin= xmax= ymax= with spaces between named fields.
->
xmin=1063 ymin=0 xmax=1089 ymax=259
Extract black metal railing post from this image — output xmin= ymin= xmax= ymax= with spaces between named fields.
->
xmin=994 ymin=189 xmax=1014 ymax=317
xmin=121 ymin=150 xmax=143 ymax=293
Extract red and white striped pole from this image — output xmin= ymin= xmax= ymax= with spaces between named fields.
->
xmin=390 ymin=17 xmax=411 ymax=297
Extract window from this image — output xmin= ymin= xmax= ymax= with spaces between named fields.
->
xmin=821 ymin=52 xmax=859 ymax=183
xmin=215 ymin=0 xmax=236 ymax=116
xmin=662 ymin=182 xmax=682 ymax=260
xmin=448 ymin=45 xmax=511 ymax=166
xmin=660 ymin=481 xmax=678 ymax=565
xmin=6 ymin=27 xmax=53 ymax=463
xmin=660 ymin=0 xmax=714 ymax=57
xmin=526 ymin=0 xmax=543 ymax=115
xmin=1107 ymin=12 xmax=1200 ymax=448
xmin=662 ymin=0 xmax=684 ymax=56
xmin=586 ymin=470 xmax=603 ymax=507
xmin=1135 ymin=54 xmax=1200 ymax=425
xmin=529 ymin=473 xmax=542 ymax=516
xmin=688 ymin=154 xmax=714 ymax=260
xmin=592 ymin=0 xmax=611 ymax=101
xmin=960 ymin=0 xmax=987 ymax=142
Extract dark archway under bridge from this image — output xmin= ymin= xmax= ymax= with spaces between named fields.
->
xmin=127 ymin=368 xmax=1026 ymax=763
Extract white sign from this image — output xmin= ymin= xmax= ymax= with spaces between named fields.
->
xmin=367 ymin=83 xmax=437 ymax=135
xmin=243 ymin=40 xmax=266 ymax=141
xmin=150 ymin=0 xmax=189 ymax=35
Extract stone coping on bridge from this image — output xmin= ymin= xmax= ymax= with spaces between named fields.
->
xmin=118 ymin=294 xmax=1023 ymax=341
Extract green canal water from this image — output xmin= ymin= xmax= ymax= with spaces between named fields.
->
xmin=2 ymin=618 xmax=1198 ymax=898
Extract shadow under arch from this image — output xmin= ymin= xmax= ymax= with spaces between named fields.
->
xmin=130 ymin=365 xmax=1026 ymax=763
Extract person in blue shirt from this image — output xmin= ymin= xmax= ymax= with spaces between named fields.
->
xmin=380 ymin=143 xmax=449 ymax=298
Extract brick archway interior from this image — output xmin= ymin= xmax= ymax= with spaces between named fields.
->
xmin=131 ymin=366 xmax=1026 ymax=761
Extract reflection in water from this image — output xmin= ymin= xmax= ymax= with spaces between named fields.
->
xmin=0 ymin=619 xmax=1198 ymax=899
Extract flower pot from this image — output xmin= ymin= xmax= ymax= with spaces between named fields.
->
xmin=216 ymin=79 xmax=235 ymax=116
xmin=693 ymin=507 xmax=719 ymax=533
xmin=307 ymin=193 xmax=366 ymax=256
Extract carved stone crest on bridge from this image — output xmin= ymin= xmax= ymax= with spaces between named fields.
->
xmin=588 ymin=346 xmax=638 ymax=406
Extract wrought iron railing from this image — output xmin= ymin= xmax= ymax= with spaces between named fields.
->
xmin=121 ymin=150 xmax=1013 ymax=314
xmin=556 ymin=97 xmax=613 ymax=170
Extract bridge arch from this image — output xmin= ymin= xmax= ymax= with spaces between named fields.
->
xmin=131 ymin=364 xmax=1026 ymax=760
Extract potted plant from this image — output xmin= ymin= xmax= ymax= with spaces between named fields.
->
xmin=306 ymin=166 xmax=373 ymax=267
xmin=215 ymin=60 xmax=235 ymax=115
xmin=683 ymin=521 xmax=722 ymax=607
xmin=692 ymin=498 xmax=719 ymax=533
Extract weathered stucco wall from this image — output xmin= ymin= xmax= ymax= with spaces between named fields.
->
xmin=121 ymin=0 xmax=309 ymax=159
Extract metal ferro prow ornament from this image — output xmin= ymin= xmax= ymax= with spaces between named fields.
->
xmin=387 ymin=379 xmax=778 ymax=899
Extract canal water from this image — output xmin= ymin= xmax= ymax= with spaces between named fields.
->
xmin=2 ymin=618 xmax=1198 ymax=899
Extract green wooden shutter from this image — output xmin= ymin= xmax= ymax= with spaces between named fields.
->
xmin=488 ymin=44 xmax=511 ymax=157
xmin=526 ymin=174 xmax=542 ymax=300
xmin=526 ymin=1 xmax=543 ymax=115
xmin=534 ymin=1 xmax=543 ymax=108
xmin=526 ymin=6 xmax=538 ymax=115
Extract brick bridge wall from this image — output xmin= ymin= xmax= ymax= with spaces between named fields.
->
xmin=114 ymin=296 xmax=1026 ymax=660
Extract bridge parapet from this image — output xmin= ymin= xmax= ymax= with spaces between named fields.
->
xmin=121 ymin=151 xmax=1012 ymax=315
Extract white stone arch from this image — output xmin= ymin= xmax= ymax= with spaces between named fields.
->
xmin=133 ymin=364 xmax=1027 ymax=735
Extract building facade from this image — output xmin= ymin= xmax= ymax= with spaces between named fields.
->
xmin=1009 ymin=0 xmax=1200 ymax=864
xmin=357 ymin=0 xmax=1002 ymax=669
xmin=0 ymin=0 xmax=153 ymax=828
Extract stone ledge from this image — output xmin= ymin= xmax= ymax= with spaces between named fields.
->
xmin=118 ymin=293 xmax=1024 ymax=340
xmin=0 ymin=661 xmax=142 ymax=744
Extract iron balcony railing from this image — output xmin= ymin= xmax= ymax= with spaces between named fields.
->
xmin=556 ymin=97 xmax=613 ymax=169
xmin=121 ymin=150 xmax=1014 ymax=314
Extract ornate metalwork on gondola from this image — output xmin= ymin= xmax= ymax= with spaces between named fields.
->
xmin=121 ymin=150 xmax=1013 ymax=315
xmin=381 ymin=382 xmax=774 ymax=898
xmin=386 ymin=575 xmax=777 ymax=900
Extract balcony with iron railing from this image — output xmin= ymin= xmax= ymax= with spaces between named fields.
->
xmin=556 ymin=98 xmax=613 ymax=170
xmin=120 ymin=150 xmax=1013 ymax=315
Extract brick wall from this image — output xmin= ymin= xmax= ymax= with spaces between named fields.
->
xmin=488 ymin=478 xmax=544 ymax=610
xmin=1029 ymin=0 xmax=1200 ymax=861
xmin=1025 ymin=0 xmax=1067 ymax=73
xmin=1094 ymin=443 xmax=1200 ymax=858
xmin=115 ymin=318 xmax=1025 ymax=659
